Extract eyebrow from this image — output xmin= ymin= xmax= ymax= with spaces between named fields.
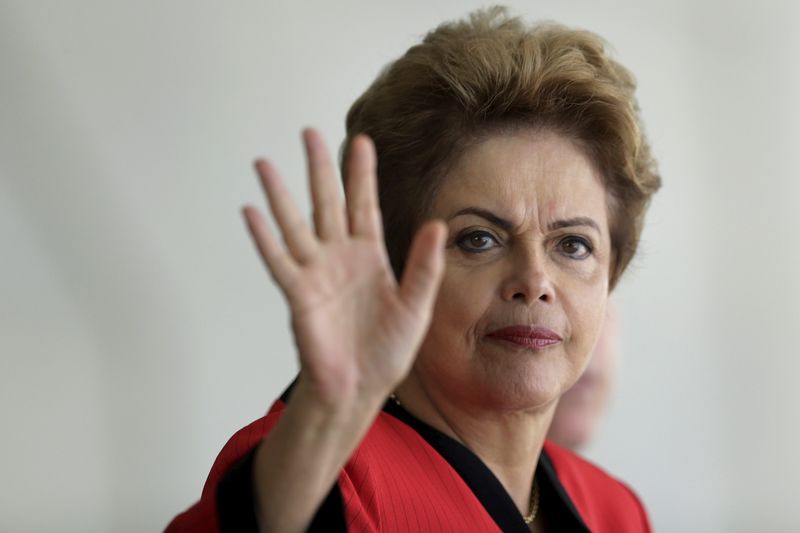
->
xmin=549 ymin=216 xmax=601 ymax=233
xmin=447 ymin=207 xmax=514 ymax=231
xmin=447 ymin=207 xmax=601 ymax=234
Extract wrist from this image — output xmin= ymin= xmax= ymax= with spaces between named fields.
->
xmin=294 ymin=370 xmax=391 ymax=415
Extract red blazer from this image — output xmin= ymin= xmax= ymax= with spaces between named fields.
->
xmin=167 ymin=394 xmax=651 ymax=532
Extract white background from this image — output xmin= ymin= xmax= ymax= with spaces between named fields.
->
xmin=2 ymin=1 xmax=799 ymax=531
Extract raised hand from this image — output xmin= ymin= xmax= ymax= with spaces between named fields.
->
xmin=242 ymin=129 xmax=446 ymax=406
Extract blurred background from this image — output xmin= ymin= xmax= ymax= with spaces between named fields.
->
xmin=2 ymin=0 xmax=799 ymax=531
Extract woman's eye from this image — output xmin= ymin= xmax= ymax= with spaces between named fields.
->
xmin=456 ymin=231 xmax=499 ymax=253
xmin=558 ymin=236 xmax=593 ymax=259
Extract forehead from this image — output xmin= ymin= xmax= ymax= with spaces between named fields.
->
xmin=433 ymin=130 xmax=608 ymax=228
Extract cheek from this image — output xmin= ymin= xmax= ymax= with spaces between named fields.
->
xmin=567 ymin=287 xmax=608 ymax=360
xmin=428 ymin=268 xmax=494 ymax=347
xmin=556 ymin=266 xmax=607 ymax=344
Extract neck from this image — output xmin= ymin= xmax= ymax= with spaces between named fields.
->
xmin=395 ymin=372 xmax=557 ymax=518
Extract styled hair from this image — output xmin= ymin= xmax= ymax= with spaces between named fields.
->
xmin=342 ymin=6 xmax=661 ymax=289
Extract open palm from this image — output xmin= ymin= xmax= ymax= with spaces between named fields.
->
xmin=243 ymin=130 xmax=446 ymax=404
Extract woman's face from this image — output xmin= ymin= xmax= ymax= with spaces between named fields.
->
xmin=413 ymin=129 xmax=611 ymax=411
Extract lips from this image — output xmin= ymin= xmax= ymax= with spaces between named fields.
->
xmin=486 ymin=325 xmax=562 ymax=349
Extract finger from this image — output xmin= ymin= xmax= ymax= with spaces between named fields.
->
xmin=242 ymin=205 xmax=298 ymax=287
xmin=254 ymin=159 xmax=318 ymax=263
xmin=304 ymin=129 xmax=347 ymax=241
xmin=344 ymin=135 xmax=384 ymax=240
xmin=398 ymin=220 xmax=447 ymax=317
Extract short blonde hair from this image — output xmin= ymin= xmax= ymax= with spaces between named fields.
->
xmin=343 ymin=6 xmax=661 ymax=289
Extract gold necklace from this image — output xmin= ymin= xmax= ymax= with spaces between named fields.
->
xmin=523 ymin=477 xmax=540 ymax=524
xmin=390 ymin=393 xmax=541 ymax=525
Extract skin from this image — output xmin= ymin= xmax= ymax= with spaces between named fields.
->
xmin=242 ymin=128 xmax=611 ymax=531
xmin=395 ymin=129 xmax=612 ymax=525
xmin=547 ymin=301 xmax=620 ymax=450
xmin=244 ymin=131 xmax=446 ymax=532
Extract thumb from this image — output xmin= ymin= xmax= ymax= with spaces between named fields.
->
xmin=398 ymin=220 xmax=446 ymax=317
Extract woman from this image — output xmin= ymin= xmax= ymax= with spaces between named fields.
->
xmin=168 ymin=7 xmax=660 ymax=532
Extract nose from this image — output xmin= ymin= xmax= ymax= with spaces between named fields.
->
xmin=500 ymin=248 xmax=555 ymax=304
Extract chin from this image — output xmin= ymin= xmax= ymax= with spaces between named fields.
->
xmin=474 ymin=361 xmax=570 ymax=411
xmin=475 ymin=340 xmax=584 ymax=404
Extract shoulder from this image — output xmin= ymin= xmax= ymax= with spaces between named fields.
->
xmin=167 ymin=401 xmax=287 ymax=532
xmin=201 ymin=400 xmax=286 ymax=498
xmin=543 ymin=440 xmax=653 ymax=533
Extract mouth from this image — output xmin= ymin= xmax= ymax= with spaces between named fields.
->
xmin=485 ymin=325 xmax=562 ymax=349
